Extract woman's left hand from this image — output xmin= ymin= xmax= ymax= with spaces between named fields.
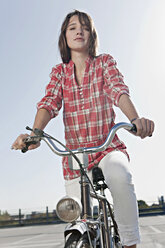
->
xmin=131 ymin=118 xmax=155 ymax=139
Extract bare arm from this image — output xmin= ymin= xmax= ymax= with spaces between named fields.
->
xmin=31 ymin=108 xmax=51 ymax=132
xmin=12 ymin=108 xmax=51 ymax=150
xmin=118 ymin=94 xmax=154 ymax=138
xmin=118 ymin=94 xmax=139 ymax=121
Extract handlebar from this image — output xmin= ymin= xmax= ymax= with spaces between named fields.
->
xmin=22 ymin=122 xmax=136 ymax=155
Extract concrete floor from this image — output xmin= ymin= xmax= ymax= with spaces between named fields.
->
xmin=0 ymin=215 xmax=165 ymax=247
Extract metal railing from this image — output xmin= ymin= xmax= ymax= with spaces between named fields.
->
xmin=1 ymin=204 xmax=165 ymax=228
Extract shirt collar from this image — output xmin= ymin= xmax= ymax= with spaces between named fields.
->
xmin=67 ymin=55 xmax=94 ymax=69
xmin=85 ymin=55 xmax=93 ymax=65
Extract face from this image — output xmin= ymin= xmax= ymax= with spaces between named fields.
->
xmin=65 ymin=15 xmax=90 ymax=55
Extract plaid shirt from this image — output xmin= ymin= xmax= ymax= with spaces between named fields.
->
xmin=37 ymin=54 xmax=130 ymax=180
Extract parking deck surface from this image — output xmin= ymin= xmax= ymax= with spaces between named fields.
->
xmin=0 ymin=215 xmax=165 ymax=247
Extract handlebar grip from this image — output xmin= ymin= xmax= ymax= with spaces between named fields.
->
xmin=21 ymin=145 xmax=29 ymax=153
xmin=21 ymin=140 xmax=39 ymax=153
xmin=131 ymin=124 xmax=137 ymax=133
xmin=130 ymin=123 xmax=152 ymax=137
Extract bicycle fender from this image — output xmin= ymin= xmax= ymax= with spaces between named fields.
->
xmin=64 ymin=222 xmax=88 ymax=237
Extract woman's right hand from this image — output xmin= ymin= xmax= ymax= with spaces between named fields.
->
xmin=11 ymin=134 xmax=40 ymax=151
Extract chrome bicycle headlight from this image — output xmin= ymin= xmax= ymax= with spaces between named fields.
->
xmin=56 ymin=196 xmax=82 ymax=222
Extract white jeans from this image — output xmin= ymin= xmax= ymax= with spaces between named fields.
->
xmin=65 ymin=151 xmax=140 ymax=246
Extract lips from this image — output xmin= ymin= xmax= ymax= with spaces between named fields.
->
xmin=74 ymin=37 xmax=84 ymax=41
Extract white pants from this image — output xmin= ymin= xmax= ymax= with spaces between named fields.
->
xmin=65 ymin=151 xmax=140 ymax=246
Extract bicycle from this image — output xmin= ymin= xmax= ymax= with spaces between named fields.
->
xmin=22 ymin=122 xmax=136 ymax=248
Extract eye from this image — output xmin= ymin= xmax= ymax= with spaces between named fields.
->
xmin=83 ymin=26 xmax=90 ymax=31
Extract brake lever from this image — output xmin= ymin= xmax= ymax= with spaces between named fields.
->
xmin=21 ymin=126 xmax=45 ymax=153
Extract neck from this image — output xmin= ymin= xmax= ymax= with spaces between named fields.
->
xmin=71 ymin=51 xmax=89 ymax=71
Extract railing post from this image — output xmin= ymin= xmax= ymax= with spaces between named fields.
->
xmin=161 ymin=196 xmax=165 ymax=212
xmin=46 ymin=206 xmax=49 ymax=224
xmin=19 ymin=209 xmax=21 ymax=226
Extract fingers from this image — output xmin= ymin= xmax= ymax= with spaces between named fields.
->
xmin=12 ymin=134 xmax=41 ymax=151
xmin=11 ymin=134 xmax=29 ymax=150
xmin=150 ymin=119 xmax=155 ymax=136
xmin=132 ymin=118 xmax=155 ymax=139
xmin=28 ymin=142 xmax=40 ymax=150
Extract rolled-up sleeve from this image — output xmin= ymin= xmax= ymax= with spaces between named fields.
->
xmin=103 ymin=54 xmax=129 ymax=106
xmin=37 ymin=65 xmax=63 ymax=119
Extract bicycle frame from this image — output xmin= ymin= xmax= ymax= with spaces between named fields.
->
xmin=24 ymin=122 xmax=136 ymax=247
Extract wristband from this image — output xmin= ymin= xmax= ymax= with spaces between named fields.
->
xmin=130 ymin=118 xmax=137 ymax=123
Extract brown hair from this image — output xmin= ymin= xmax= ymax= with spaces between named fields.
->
xmin=58 ymin=10 xmax=98 ymax=63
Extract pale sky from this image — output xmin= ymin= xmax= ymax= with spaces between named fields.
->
xmin=1 ymin=0 xmax=165 ymax=214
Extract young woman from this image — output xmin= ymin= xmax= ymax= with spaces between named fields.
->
xmin=12 ymin=10 xmax=154 ymax=247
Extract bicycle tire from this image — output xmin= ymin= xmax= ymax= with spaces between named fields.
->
xmin=64 ymin=232 xmax=91 ymax=248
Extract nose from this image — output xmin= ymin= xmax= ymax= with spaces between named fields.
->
xmin=76 ymin=26 xmax=83 ymax=35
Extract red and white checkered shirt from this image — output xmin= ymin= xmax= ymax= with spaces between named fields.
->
xmin=37 ymin=54 xmax=130 ymax=180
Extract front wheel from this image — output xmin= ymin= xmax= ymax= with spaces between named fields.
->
xmin=64 ymin=232 xmax=91 ymax=248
